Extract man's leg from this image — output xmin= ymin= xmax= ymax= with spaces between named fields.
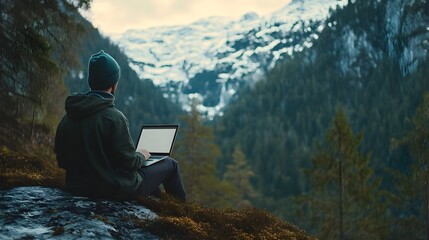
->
xmin=150 ymin=187 xmax=161 ymax=198
xmin=137 ymin=157 xmax=186 ymax=200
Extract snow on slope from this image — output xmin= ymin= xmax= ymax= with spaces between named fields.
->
xmin=113 ymin=0 xmax=348 ymax=117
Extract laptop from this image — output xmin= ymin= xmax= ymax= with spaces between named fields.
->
xmin=135 ymin=124 xmax=179 ymax=167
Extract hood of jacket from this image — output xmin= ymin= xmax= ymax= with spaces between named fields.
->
xmin=65 ymin=91 xmax=115 ymax=120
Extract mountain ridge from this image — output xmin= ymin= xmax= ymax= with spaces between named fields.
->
xmin=113 ymin=0 xmax=348 ymax=117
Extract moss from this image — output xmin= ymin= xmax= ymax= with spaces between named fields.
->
xmin=135 ymin=195 xmax=315 ymax=240
xmin=136 ymin=216 xmax=210 ymax=239
xmin=52 ymin=226 xmax=65 ymax=236
xmin=0 ymin=145 xmax=65 ymax=190
xmin=95 ymin=214 xmax=111 ymax=225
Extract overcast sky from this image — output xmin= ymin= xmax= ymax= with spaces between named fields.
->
xmin=83 ymin=0 xmax=292 ymax=35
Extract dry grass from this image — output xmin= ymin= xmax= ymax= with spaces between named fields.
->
xmin=0 ymin=145 xmax=65 ymax=190
xmin=0 ymin=118 xmax=64 ymax=190
xmin=135 ymin=195 xmax=315 ymax=240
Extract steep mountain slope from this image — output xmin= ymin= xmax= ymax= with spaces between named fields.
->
xmin=113 ymin=0 xmax=348 ymax=117
xmin=215 ymin=0 xmax=429 ymax=225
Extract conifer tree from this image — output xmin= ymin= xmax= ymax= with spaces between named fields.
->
xmin=398 ymin=92 xmax=429 ymax=240
xmin=224 ymin=145 xmax=256 ymax=207
xmin=0 ymin=0 xmax=91 ymax=138
xmin=296 ymin=108 xmax=387 ymax=239
xmin=174 ymin=102 xmax=235 ymax=208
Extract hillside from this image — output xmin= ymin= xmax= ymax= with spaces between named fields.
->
xmin=113 ymin=0 xmax=348 ymax=117
xmin=3 ymin=0 xmax=429 ymax=238
xmin=215 ymin=0 xmax=429 ymax=238
xmin=0 ymin=145 xmax=314 ymax=240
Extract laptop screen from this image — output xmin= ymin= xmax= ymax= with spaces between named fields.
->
xmin=136 ymin=125 xmax=178 ymax=155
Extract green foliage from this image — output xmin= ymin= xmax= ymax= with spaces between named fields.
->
xmin=215 ymin=0 xmax=429 ymax=230
xmin=402 ymin=93 xmax=429 ymax=164
xmin=294 ymin=108 xmax=388 ymax=239
xmin=0 ymin=0 xmax=90 ymax=136
xmin=174 ymin=102 xmax=236 ymax=208
xmin=391 ymin=93 xmax=429 ymax=239
xmin=224 ymin=145 xmax=257 ymax=208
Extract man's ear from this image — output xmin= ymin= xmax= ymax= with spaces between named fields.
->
xmin=111 ymin=83 xmax=118 ymax=95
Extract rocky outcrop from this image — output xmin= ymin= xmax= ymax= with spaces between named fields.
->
xmin=0 ymin=186 xmax=157 ymax=239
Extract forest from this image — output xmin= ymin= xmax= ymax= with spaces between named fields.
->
xmin=1 ymin=0 xmax=429 ymax=239
xmin=214 ymin=0 xmax=429 ymax=239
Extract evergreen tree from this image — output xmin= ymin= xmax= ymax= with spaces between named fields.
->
xmin=0 ymin=0 xmax=91 ymax=143
xmin=224 ymin=145 xmax=256 ymax=208
xmin=394 ymin=92 xmax=429 ymax=240
xmin=174 ymin=102 xmax=235 ymax=208
xmin=295 ymin=108 xmax=388 ymax=239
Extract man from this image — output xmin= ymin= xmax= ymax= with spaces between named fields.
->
xmin=54 ymin=50 xmax=186 ymax=200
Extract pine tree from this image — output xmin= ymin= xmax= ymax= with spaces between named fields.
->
xmin=224 ymin=145 xmax=256 ymax=207
xmin=174 ymin=102 xmax=235 ymax=208
xmin=1 ymin=0 xmax=91 ymax=143
xmin=397 ymin=92 xmax=429 ymax=240
xmin=296 ymin=108 xmax=387 ymax=239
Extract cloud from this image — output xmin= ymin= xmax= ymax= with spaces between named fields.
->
xmin=86 ymin=0 xmax=291 ymax=34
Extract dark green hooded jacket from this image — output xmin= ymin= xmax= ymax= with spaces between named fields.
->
xmin=55 ymin=91 xmax=145 ymax=198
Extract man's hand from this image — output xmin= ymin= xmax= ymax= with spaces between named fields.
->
xmin=138 ymin=149 xmax=151 ymax=160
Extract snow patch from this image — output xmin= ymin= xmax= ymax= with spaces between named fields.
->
xmin=113 ymin=0 xmax=348 ymax=116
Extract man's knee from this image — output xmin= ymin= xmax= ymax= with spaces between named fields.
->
xmin=166 ymin=157 xmax=179 ymax=169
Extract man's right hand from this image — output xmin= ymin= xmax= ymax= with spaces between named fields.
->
xmin=138 ymin=149 xmax=151 ymax=160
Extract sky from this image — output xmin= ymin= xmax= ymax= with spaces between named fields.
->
xmin=82 ymin=0 xmax=292 ymax=35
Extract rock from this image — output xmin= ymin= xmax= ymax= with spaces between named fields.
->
xmin=0 ymin=186 xmax=158 ymax=239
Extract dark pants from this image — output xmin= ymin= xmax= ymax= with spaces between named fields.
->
xmin=137 ymin=157 xmax=186 ymax=201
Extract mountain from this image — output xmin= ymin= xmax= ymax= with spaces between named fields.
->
xmin=113 ymin=0 xmax=348 ymax=117
xmin=214 ymin=0 xmax=429 ymax=237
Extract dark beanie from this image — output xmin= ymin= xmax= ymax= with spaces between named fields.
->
xmin=88 ymin=50 xmax=121 ymax=90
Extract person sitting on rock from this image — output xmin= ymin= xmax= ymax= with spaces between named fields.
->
xmin=54 ymin=50 xmax=186 ymax=201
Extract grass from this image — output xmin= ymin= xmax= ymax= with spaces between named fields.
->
xmin=0 ymin=145 xmax=65 ymax=190
xmin=135 ymin=195 xmax=314 ymax=240
xmin=0 ymin=137 xmax=314 ymax=240
xmin=0 ymin=118 xmax=65 ymax=190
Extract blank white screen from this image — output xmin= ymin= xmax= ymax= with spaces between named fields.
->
xmin=136 ymin=128 xmax=176 ymax=153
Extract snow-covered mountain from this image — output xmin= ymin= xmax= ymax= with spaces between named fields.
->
xmin=113 ymin=0 xmax=348 ymax=117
